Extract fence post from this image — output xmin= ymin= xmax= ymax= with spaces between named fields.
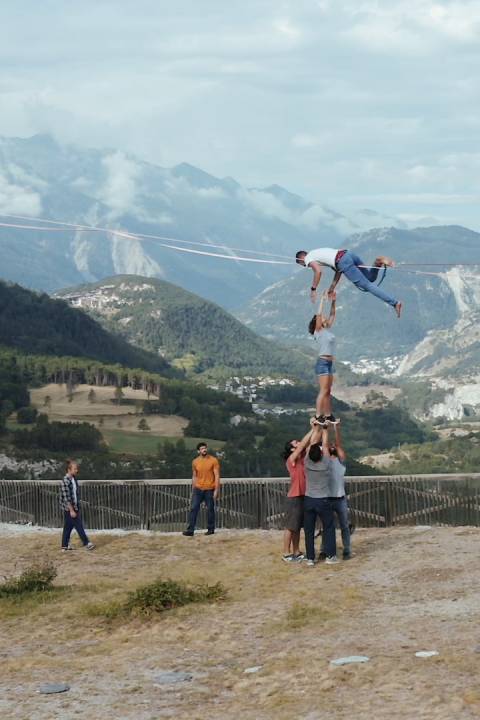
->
xmin=258 ymin=480 xmax=266 ymax=529
xmin=141 ymin=482 xmax=148 ymax=530
xmin=384 ymin=480 xmax=393 ymax=527
xmin=34 ymin=482 xmax=41 ymax=526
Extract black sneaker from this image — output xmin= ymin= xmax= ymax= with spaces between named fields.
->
xmin=182 ymin=530 xmax=194 ymax=537
xmin=326 ymin=414 xmax=340 ymax=425
xmin=205 ymin=529 xmax=215 ymax=536
xmin=314 ymin=415 xmax=328 ymax=428
xmin=343 ymin=550 xmax=352 ymax=560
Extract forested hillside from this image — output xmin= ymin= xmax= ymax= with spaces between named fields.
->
xmin=56 ymin=276 xmax=313 ymax=379
xmin=0 ymin=281 xmax=174 ymax=375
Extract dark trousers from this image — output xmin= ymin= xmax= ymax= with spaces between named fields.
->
xmin=187 ymin=488 xmax=215 ymax=532
xmin=321 ymin=497 xmax=351 ymax=553
xmin=304 ymin=496 xmax=336 ymax=560
xmin=62 ymin=511 xmax=89 ymax=547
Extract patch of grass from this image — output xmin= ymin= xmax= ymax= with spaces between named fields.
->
xmin=102 ymin=429 xmax=165 ymax=454
xmin=284 ymin=601 xmax=333 ymax=629
xmin=0 ymin=563 xmax=57 ymax=597
xmin=0 ymin=563 xmax=63 ymax=616
xmin=91 ymin=577 xmax=226 ymax=619
xmin=103 ymin=429 xmax=225 ymax=454
xmin=5 ymin=419 xmax=32 ymax=431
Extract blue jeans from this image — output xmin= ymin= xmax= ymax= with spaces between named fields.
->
xmin=303 ymin=496 xmax=336 ymax=560
xmin=328 ymin=497 xmax=351 ymax=554
xmin=187 ymin=488 xmax=216 ymax=532
xmin=61 ymin=511 xmax=89 ymax=548
xmin=337 ymin=250 xmax=397 ymax=308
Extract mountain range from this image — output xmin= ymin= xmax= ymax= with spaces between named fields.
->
xmin=0 ymin=133 xmax=424 ymax=310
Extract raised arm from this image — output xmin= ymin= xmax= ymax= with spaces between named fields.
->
xmin=289 ymin=428 xmax=314 ymax=466
xmin=321 ymin=427 xmax=330 ymax=458
xmin=328 ymin=271 xmax=342 ymax=299
xmin=326 ymin=294 xmax=336 ymax=328
xmin=315 ymin=293 xmax=327 ymax=331
xmin=290 ymin=421 xmax=325 ymax=466
xmin=334 ymin=425 xmax=346 ymax=463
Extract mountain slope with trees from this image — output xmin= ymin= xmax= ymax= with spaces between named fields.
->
xmin=55 ymin=275 xmax=313 ymax=379
xmin=0 ymin=280 xmax=174 ymax=375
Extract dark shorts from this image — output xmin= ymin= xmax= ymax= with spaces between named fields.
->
xmin=284 ymin=496 xmax=304 ymax=532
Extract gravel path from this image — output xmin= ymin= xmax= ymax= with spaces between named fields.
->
xmin=1 ymin=525 xmax=479 ymax=719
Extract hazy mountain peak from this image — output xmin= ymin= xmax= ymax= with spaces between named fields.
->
xmin=254 ymin=184 xmax=312 ymax=212
xmin=171 ymin=162 xmax=223 ymax=189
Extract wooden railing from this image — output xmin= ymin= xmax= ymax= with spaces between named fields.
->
xmin=1 ymin=475 xmax=480 ymax=530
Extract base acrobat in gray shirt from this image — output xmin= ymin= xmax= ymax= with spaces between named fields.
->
xmin=329 ymin=457 xmax=346 ymax=497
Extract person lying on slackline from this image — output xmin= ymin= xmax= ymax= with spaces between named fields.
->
xmin=295 ymin=247 xmax=403 ymax=318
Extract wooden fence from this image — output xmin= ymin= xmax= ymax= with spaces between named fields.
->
xmin=2 ymin=475 xmax=480 ymax=531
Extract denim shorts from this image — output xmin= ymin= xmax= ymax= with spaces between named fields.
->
xmin=315 ymin=357 xmax=334 ymax=376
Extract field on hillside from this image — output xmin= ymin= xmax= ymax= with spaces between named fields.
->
xmin=103 ymin=430 xmax=226 ymax=454
xmin=1 ymin=525 xmax=480 ymax=719
xmin=29 ymin=384 xmax=188 ymax=451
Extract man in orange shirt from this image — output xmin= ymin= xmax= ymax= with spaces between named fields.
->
xmin=183 ymin=442 xmax=221 ymax=537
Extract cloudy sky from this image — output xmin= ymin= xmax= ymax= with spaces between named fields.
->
xmin=1 ymin=0 xmax=479 ymax=227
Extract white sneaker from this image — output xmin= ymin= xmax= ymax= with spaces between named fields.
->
xmin=325 ymin=555 xmax=339 ymax=564
xmin=306 ymin=559 xmax=315 ymax=567
xmin=282 ymin=554 xmax=295 ymax=563
xmin=85 ymin=542 xmax=96 ymax=551
xmin=61 ymin=546 xmax=73 ymax=552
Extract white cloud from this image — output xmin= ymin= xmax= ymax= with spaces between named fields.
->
xmin=291 ymin=133 xmax=324 ymax=148
xmin=239 ymin=188 xmax=296 ymax=223
xmin=273 ymin=18 xmax=302 ymax=41
xmin=7 ymin=163 xmax=48 ymax=191
xmin=345 ymin=192 xmax=480 ymax=205
xmin=0 ymin=173 xmax=42 ymax=215
xmin=299 ymin=204 xmax=337 ymax=229
xmin=344 ymin=1 xmax=480 ymax=53
xmin=99 ymin=152 xmax=140 ymax=216
xmin=196 ymin=186 xmax=227 ymax=199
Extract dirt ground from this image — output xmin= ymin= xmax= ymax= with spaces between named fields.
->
xmin=333 ymin=383 xmax=402 ymax=407
xmin=1 ymin=524 xmax=480 ymax=720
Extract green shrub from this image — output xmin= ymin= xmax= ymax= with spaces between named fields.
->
xmin=16 ymin=406 xmax=38 ymax=424
xmin=103 ymin=578 xmax=226 ymax=619
xmin=0 ymin=563 xmax=57 ymax=597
